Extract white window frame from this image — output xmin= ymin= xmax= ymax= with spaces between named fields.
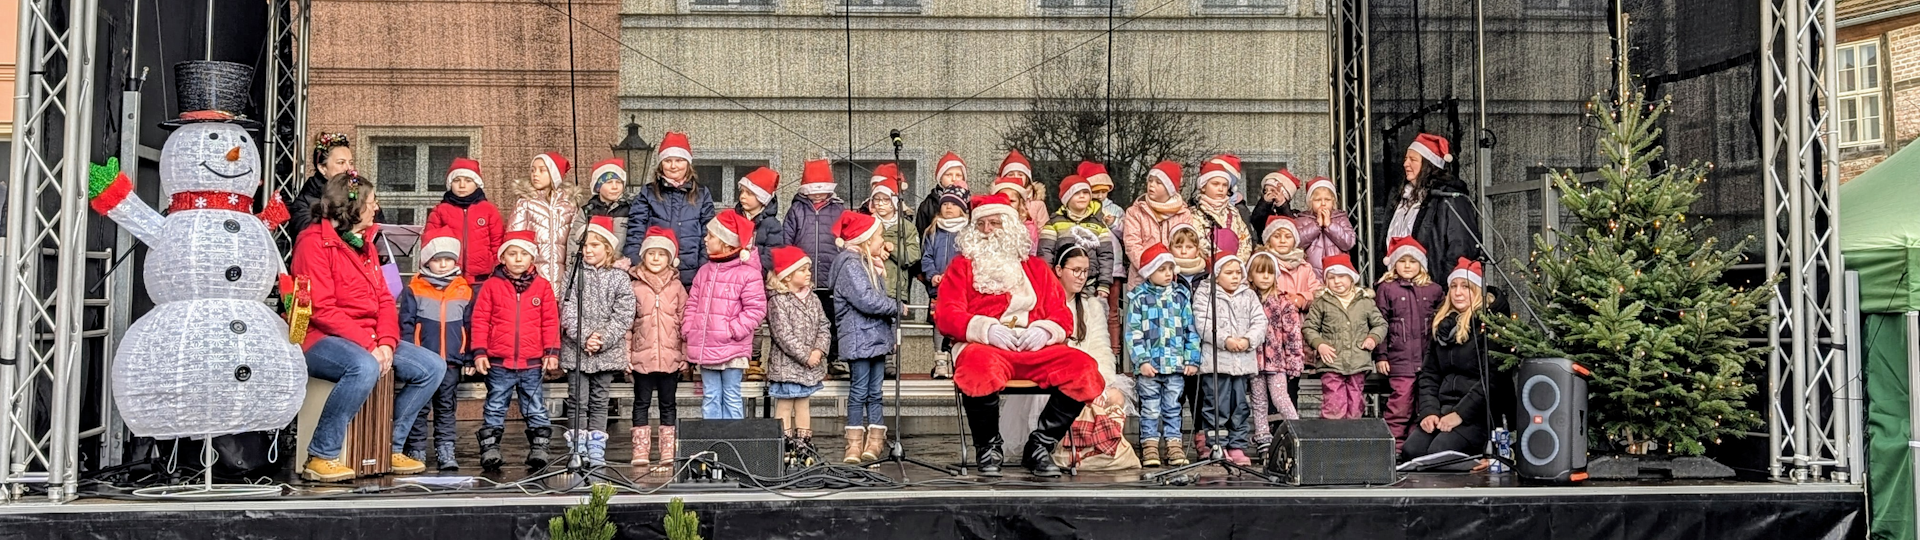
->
xmin=829 ymin=0 xmax=924 ymax=15
xmin=1037 ymin=0 xmax=1128 ymax=17
xmin=1192 ymin=0 xmax=1290 ymax=16
xmin=1838 ymin=39 xmax=1885 ymax=148
xmin=684 ymin=0 xmax=778 ymax=13
xmin=685 ymin=151 xmax=777 ymax=208
xmin=358 ymin=126 xmax=482 ymax=228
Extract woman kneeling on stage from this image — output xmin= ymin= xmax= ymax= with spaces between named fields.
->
xmin=1402 ymin=258 xmax=1501 ymax=463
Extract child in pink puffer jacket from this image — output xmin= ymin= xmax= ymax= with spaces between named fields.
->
xmin=683 ymin=209 xmax=767 ymax=419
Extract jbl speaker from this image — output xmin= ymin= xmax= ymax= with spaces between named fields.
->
xmin=676 ymin=419 xmax=786 ymax=479
xmin=1265 ymin=418 xmax=1395 ymax=485
xmin=1516 ymin=358 xmax=1589 ymax=482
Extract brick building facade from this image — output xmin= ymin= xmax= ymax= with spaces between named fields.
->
xmin=1839 ymin=0 xmax=1920 ymax=182
xmin=306 ymin=0 xmax=619 ymax=225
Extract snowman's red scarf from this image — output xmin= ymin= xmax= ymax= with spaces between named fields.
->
xmin=169 ymin=191 xmax=254 ymax=213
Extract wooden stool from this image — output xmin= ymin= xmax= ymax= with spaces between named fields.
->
xmin=294 ymin=372 xmax=395 ymax=478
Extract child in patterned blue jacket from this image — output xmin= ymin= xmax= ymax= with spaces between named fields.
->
xmin=1126 ymin=243 xmax=1202 ymax=468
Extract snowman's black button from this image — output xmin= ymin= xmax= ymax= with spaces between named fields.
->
xmin=223 ymin=219 xmax=240 ymax=233
xmin=234 ymin=365 xmax=252 ymax=382
xmin=229 ymin=320 xmax=247 ymax=334
xmin=225 ymin=266 xmax=242 ymax=281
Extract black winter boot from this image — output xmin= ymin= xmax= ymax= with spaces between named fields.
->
xmin=1023 ymin=390 xmax=1087 ymax=478
xmin=526 ymin=426 xmax=553 ymax=470
xmin=477 ymin=426 xmax=505 ymax=471
xmin=962 ymin=392 xmax=1005 ymax=477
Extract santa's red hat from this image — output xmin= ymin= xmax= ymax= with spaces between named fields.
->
xmin=1262 ymin=168 xmax=1299 ymax=200
xmin=1057 ymin=174 xmax=1091 ymax=201
xmin=536 ymin=152 xmax=571 ymax=185
xmin=419 ymin=227 xmax=462 ymax=269
xmin=447 ymin=157 xmax=483 ymax=187
xmin=1448 ymin=257 xmax=1484 ymax=288
xmin=1322 ymin=253 xmax=1360 ymax=281
xmin=657 ymin=131 xmax=693 ymax=163
xmin=1262 ymin=215 xmax=1299 ymax=244
xmin=738 ymin=166 xmax=779 ymax=206
xmin=869 ymin=163 xmax=902 ymax=201
xmin=1137 ymin=243 xmax=1175 ymax=279
xmin=999 ymin=149 xmax=1032 ymax=179
xmin=935 ymin=152 xmax=966 ymax=182
xmin=499 ymin=230 xmax=539 ymax=260
xmin=585 ymin=215 xmax=621 ymax=250
xmin=1306 ymin=176 xmax=1336 ymax=198
xmin=1148 ymin=160 xmax=1182 ymax=195
xmin=706 ymin=209 xmax=754 ymax=248
xmin=771 ymin=245 xmax=811 ymax=281
xmin=1410 ymin=133 xmax=1452 ymax=169
xmin=1077 ymin=161 xmax=1113 ymax=189
xmin=1201 ymin=154 xmax=1242 ymax=187
xmin=1384 ymin=236 xmax=1428 ymax=270
xmin=991 ymin=175 xmax=1025 ymax=197
xmin=639 ymin=226 xmax=680 ymax=267
xmin=969 ymin=193 xmax=1019 ymax=226
xmin=590 ymin=158 xmax=628 ymax=193
xmin=834 ymin=211 xmax=882 ymax=247
xmin=1210 ymin=251 xmax=1242 ymax=276
xmin=799 ymin=159 xmax=836 ymax=196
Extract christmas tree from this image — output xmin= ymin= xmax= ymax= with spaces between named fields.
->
xmin=1486 ymin=61 xmax=1772 ymax=457
xmin=549 ymin=483 xmax=618 ymax=540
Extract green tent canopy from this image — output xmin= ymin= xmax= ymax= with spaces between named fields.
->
xmin=1841 ymin=140 xmax=1920 ymax=540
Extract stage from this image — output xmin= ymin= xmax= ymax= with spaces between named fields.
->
xmin=0 ymin=448 xmax=1865 ymax=539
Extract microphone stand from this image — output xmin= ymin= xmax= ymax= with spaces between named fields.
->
xmin=507 ymin=209 xmax=641 ymax=492
xmin=1418 ymin=186 xmax=1534 ymax=472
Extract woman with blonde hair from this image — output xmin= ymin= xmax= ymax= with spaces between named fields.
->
xmin=1403 ymin=258 xmax=1499 ymax=461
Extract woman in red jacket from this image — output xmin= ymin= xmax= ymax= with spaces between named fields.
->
xmin=291 ymin=173 xmax=447 ymax=482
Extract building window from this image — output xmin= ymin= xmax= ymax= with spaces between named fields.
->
xmin=835 ymin=160 xmax=919 ymax=209
xmin=1838 ymin=40 xmax=1884 ymax=148
xmin=692 ymin=160 xmax=773 ymax=208
xmin=1039 ymin=0 xmax=1125 ymax=15
xmin=370 ymin=137 xmax=470 ymax=227
xmin=688 ymin=0 xmax=777 ymax=12
xmin=832 ymin=0 xmax=922 ymax=14
xmin=1196 ymin=0 xmax=1289 ymax=15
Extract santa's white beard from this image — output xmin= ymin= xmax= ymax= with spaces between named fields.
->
xmin=956 ymin=224 xmax=1031 ymax=295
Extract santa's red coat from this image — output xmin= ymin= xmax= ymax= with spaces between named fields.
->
xmin=933 ymin=255 xmax=1104 ymax=402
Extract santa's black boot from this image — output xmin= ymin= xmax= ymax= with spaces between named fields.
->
xmin=1023 ymin=390 xmax=1086 ymax=478
xmin=962 ymin=392 xmax=1005 ymax=477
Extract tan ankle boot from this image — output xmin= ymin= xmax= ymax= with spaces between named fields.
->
xmin=1166 ymin=439 xmax=1190 ymax=466
xmin=1140 ymin=439 xmax=1163 ymax=467
xmin=842 ymin=427 xmax=866 ymax=464
xmin=861 ymin=425 xmax=888 ymax=462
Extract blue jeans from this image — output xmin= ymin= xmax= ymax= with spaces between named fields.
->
xmin=482 ymin=367 xmax=550 ymax=429
xmin=701 ymin=368 xmax=744 ymax=419
xmin=406 ymin=363 xmax=462 ymax=455
xmin=846 ymin=357 xmax=886 ymax=428
xmin=1137 ymin=373 xmax=1187 ymax=441
xmin=304 ymin=337 xmax=446 ymax=459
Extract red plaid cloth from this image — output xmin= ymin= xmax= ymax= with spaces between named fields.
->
xmin=1064 ymin=416 xmax=1125 ymax=459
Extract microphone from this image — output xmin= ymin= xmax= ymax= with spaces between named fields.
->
xmin=890 ymin=129 xmax=903 ymax=150
xmin=1426 ymin=188 xmax=1465 ymax=199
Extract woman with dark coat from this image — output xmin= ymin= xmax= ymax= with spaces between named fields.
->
xmin=623 ymin=133 xmax=716 ymax=286
xmin=1389 ymin=134 xmax=1481 ymax=270
xmin=287 ymin=133 xmax=359 ymax=240
xmin=1402 ymin=258 xmax=1504 ymax=461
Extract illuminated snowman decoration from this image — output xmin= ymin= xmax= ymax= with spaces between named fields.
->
xmin=88 ymin=61 xmax=305 ymax=439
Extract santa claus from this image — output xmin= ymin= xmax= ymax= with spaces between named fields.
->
xmin=935 ymin=194 xmax=1106 ymax=477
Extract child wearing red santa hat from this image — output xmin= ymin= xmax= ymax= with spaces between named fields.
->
xmin=684 ymin=210 xmax=767 ymax=420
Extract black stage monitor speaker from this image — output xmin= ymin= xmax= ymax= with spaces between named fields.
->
xmin=1516 ymin=358 xmax=1589 ymax=482
xmin=1265 ymin=418 xmax=1395 ymax=485
xmin=676 ymin=419 xmax=786 ymax=479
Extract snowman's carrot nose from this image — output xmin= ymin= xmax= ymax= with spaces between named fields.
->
xmin=225 ymin=147 xmax=242 ymax=162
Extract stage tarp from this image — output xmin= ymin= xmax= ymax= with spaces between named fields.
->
xmin=0 ymin=485 xmax=1862 ymax=540
xmin=1842 ymin=139 xmax=1920 ymax=540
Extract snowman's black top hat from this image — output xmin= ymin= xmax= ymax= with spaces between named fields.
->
xmin=162 ymin=61 xmax=261 ymax=131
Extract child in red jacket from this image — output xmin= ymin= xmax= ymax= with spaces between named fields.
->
xmin=470 ymin=230 xmax=561 ymax=471
xmin=425 ymin=157 xmax=504 ymax=280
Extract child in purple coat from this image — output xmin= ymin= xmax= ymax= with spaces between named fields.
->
xmin=1374 ymin=238 xmax=1444 ymax=451
xmin=1295 ymin=177 xmax=1356 ymax=278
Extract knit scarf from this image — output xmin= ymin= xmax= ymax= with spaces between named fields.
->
xmin=874 ymin=210 xmax=899 ymax=228
xmin=420 ymin=264 xmax=460 ymax=286
xmin=710 ymin=251 xmax=740 ymax=264
xmin=1145 ymin=195 xmax=1187 ymax=218
xmin=1063 ymin=201 xmax=1096 ymax=222
xmin=661 ymin=173 xmax=689 ymax=189
xmin=1174 ymin=254 xmax=1206 ymax=276
xmin=1196 ymin=193 xmax=1232 ymax=215
xmin=935 ymin=216 xmax=968 ymax=233
xmin=442 ymin=187 xmax=488 ymax=209
xmin=1272 ymin=247 xmax=1308 ymax=271
xmin=494 ymin=266 xmax=535 ymax=294
xmin=1331 ymin=287 xmax=1359 ymax=308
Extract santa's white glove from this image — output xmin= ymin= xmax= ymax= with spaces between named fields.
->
xmin=1016 ymin=326 xmax=1052 ymax=352
xmin=985 ymin=325 xmax=1020 ymax=350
